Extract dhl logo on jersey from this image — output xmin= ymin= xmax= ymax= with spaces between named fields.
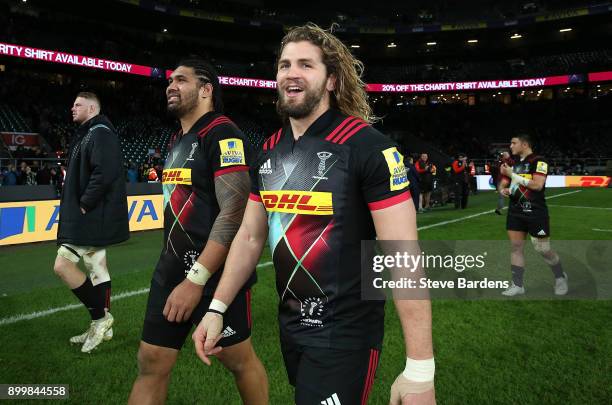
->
xmin=162 ymin=168 xmax=192 ymax=185
xmin=260 ymin=191 xmax=333 ymax=215
xmin=382 ymin=147 xmax=409 ymax=191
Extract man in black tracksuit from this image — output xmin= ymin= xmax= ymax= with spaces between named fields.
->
xmin=54 ymin=92 xmax=129 ymax=353
xmin=451 ymin=153 xmax=470 ymax=209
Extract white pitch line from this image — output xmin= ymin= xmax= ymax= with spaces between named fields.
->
xmin=417 ymin=190 xmax=582 ymax=231
xmin=0 ymin=189 xmax=586 ymax=325
xmin=0 ymin=261 xmax=273 ymax=326
xmin=592 ymin=228 xmax=612 ymax=233
xmin=549 ymin=204 xmax=612 ymax=210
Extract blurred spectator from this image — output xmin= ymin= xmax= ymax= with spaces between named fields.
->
xmin=37 ymin=164 xmax=52 ymax=185
xmin=24 ymin=166 xmax=37 ymax=185
xmin=127 ymin=164 xmax=139 ymax=183
xmin=16 ymin=162 xmax=28 ymax=185
xmin=2 ymin=164 xmax=18 ymax=186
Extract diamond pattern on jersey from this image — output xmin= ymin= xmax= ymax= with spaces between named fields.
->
xmin=265 ymin=149 xmax=339 ymax=304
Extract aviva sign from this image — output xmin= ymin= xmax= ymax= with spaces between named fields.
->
xmin=0 ymin=195 xmax=164 ymax=246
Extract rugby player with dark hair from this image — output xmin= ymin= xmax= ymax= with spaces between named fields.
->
xmin=193 ymin=24 xmax=435 ymax=405
xmin=128 ymin=59 xmax=268 ymax=405
xmin=498 ymin=134 xmax=568 ymax=296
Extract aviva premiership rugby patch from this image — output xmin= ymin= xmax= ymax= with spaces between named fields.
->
xmin=382 ymin=147 xmax=409 ymax=191
xmin=219 ymin=138 xmax=246 ymax=167
xmin=536 ymin=161 xmax=548 ymax=174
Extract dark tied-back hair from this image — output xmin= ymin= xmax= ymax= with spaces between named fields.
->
xmin=176 ymin=58 xmax=224 ymax=113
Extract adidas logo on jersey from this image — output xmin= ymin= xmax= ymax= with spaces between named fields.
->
xmin=321 ymin=393 xmax=341 ymax=405
xmin=221 ymin=326 xmax=236 ymax=338
xmin=259 ymin=159 xmax=272 ymax=175
xmin=537 ymin=230 xmax=547 ymax=236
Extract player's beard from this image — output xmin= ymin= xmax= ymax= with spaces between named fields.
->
xmin=276 ymin=81 xmax=327 ymax=119
xmin=167 ymin=87 xmax=199 ymax=118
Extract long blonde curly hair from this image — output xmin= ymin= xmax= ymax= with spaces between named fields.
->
xmin=278 ymin=23 xmax=376 ymax=124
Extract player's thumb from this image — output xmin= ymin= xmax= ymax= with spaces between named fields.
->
xmin=203 ymin=321 xmax=221 ymax=352
xmin=389 ymin=379 xmax=401 ymax=405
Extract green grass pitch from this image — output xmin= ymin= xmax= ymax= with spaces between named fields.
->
xmin=1 ymin=188 xmax=611 ymax=404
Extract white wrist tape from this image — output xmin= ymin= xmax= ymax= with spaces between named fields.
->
xmin=186 ymin=261 xmax=212 ymax=286
xmin=209 ymin=298 xmax=228 ymax=314
xmin=511 ymin=173 xmax=530 ymax=187
xmin=402 ymin=357 xmax=435 ymax=382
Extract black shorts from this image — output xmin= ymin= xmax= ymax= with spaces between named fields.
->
xmin=420 ymin=181 xmax=433 ymax=192
xmin=142 ymin=279 xmax=252 ymax=350
xmin=281 ymin=339 xmax=381 ymax=405
xmin=506 ymin=213 xmax=550 ymax=238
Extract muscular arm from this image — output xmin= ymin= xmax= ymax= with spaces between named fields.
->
xmin=197 ymin=171 xmax=250 ymax=273
xmin=526 ymin=174 xmax=546 ymax=191
xmin=212 ymin=199 xmax=269 ymax=305
xmin=371 ymin=199 xmax=433 ymax=360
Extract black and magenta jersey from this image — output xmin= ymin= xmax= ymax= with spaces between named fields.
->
xmin=153 ymin=112 xmax=256 ymax=294
xmin=504 ymin=153 xmax=549 ymax=217
xmin=250 ymin=109 xmax=412 ymax=349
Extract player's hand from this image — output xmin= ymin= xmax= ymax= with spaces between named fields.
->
xmin=192 ymin=312 xmax=224 ymax=366
xmin=390 ymin=374 xmax=436 ymax=405
xmin=500 ymin=163 xmax=512 ymax=177
xmin=500 ymin=187 xmax=510 ymax=197
xmin=163 ymin=279 xmax=203 ymax=322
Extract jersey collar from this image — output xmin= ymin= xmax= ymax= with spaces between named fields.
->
xmin=185 ymin=110 xmax=219 ymax=135
xmin=283 ymin=108 xmax=342 ymax=140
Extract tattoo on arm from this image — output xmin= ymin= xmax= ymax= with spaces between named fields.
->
xmin=210 ymin=171 xmax=250 ymax=247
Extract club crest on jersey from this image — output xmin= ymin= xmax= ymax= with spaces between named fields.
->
xmin=183 ymin=250 xmax=199 ymax=276
xmin=382 ymin=147 xmax=409 ymax=191
xmin=313 ymin=151 xmax=333 ymax=180
xmin=300 ymin=297 xmax=325 ymax=327
xmin=259 ymin=158 xmax=272 ymax=175
xmin=187 ymin=142 xmax=198 ymax=161
xmin=260 ymin=191 xmax=333 ymax=215
xmin=219 ymin=138 xmax=245 ymax=167
xmin=162 ymin=168 xmax=192 ymax=185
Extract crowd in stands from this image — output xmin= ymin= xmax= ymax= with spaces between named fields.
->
xmin=1 ymin=159 xmax=64 ymax=188
xmin=145 ymin=0 xmax=596 ymax=30
xmin=378 ymin=95 xmax=612 ymax=161
xmin=3 ymin=1 xmax=612 ymax=86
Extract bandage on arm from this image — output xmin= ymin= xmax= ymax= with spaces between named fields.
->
xmin=186 ymin=261 xmax=212 ymax=286
xmin=511 ymin=173 xmax=530 ymax=187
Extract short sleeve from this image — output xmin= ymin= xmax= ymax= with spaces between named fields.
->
xmin=360 ymin=143 xmax=411 ymax=211
xmin=206 ymin=124 xmax=251 ymax=178
xmin=533 ymin=158 xmax=549 ymax=177
xmin=248 ymin=148 xmax=265 ymax=203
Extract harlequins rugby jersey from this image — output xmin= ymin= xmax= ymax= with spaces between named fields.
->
xmin=250 ymin=109 xmax=411 ymax=349
xmin=153 ymin=112 xmax=256 ymax=293
xmin=504 ymin=153 xmax=549 ymax=217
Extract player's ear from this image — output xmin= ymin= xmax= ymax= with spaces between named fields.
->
xmin=200 ymin=82 xmax=213 ymax=99
xmin=326 ymin=73 xmax=336 ymax=92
